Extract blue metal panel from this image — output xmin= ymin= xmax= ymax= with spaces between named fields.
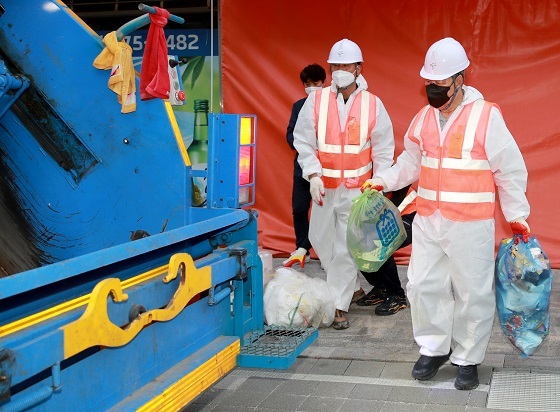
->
xmin=0 ymin=235 xmax=262 ymax=410
xmin=0 ymin=209 xmax=253 ymax=327
xmin=4 ymin=299 xmax=237 ymax=411
xmin=0 ymin=208 xmax=249 ymax=300
xmin=0 ymin=1 xmax=194 ymax=271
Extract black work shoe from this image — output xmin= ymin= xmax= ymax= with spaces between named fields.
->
xmin=355 ymin=288 xmax=387 ymax=306
xmin=411 ymin=351 xmax=451 ymax=380
xmin=455 ymin=365 xmax=479 ymax=390
xmin=375 ymin=294 xmax=407 ymax=316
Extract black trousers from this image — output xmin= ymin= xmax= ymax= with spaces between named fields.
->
xmin=360 ymin=212 xmax=415 ymax=296
xmin=292 ymin=175 xmax=312 ymax=251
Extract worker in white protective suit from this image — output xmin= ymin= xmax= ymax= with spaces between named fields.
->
xmin=363 ymin=37 xmax=531 ymax=390
xmin=293 ymin=39 xmax=395 ymax=330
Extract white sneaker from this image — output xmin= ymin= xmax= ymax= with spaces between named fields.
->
xmin=283 ymin=247 xmax=310 ymax=267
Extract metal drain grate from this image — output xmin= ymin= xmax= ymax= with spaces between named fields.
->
xmin=237 ymin=325 xmax=318 ymax=369
xmin=487 ymin=371 xmax=560 ymax=411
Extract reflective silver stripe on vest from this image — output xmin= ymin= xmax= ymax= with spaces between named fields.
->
xmin=422 ymin=156 xmax=490 ymax=171
xmin=317 ymin=86 xmax=330 ymax=144
xmin=322 ymin=163 xmax=372 ymax=178
xmin=441 ymin=158 xmax=490 ymax=170
xmin=418 ymin=187 xmax=495 ymax=203
xmin=320 ymin=141 xmax=371 ymax=154
xmin=440 ymin=191 xmax=495 ymax=203
xmin=398 ymin=190 xmax=418 ymax=213
xmin=418 ymin=187 xmax=437 ymax=201
xmin=421 ymin=156 xmax=439 ymax=169
xmin=462 ymin=99 xmax=485 ymax=159
xmin=360 ymin=91 xmax=369 ymax=142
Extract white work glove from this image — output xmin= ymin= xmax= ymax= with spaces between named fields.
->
xmin=361 ymin=177 xmax=387 ymax=193
xmin=510 ymin=218 xmax=530 ymax=243
xmin=309 ymin=176 xmax=325 ymax=206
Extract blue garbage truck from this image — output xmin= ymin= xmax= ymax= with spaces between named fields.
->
xmin=0 ymin=2 xmax=316 ymax=411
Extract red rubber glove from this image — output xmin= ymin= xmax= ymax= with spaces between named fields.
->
xmin=510 ymin=219 xmax=530 ymax=244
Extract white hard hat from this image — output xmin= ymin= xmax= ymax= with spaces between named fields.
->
xmin=327 ymin=39 xmax=363 ymax=64
xmin=420 ymin=37 xmax=470 ymax=80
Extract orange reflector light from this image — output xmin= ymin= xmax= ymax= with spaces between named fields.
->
xmin=240 ymin=116 xmax=253 ymax=145
xmin=239 ymin=116 xmax=255 ymax=206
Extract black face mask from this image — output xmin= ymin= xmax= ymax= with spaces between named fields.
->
xmin=426 ymin=83 xmax=452 ymax=108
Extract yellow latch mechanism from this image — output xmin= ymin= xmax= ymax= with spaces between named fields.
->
xmin=62 ymin=253 xmax=212 ymax=359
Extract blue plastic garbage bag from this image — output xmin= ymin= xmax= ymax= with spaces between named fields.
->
xmin=347 ymin=188 xmax=406 ymax=272
xmin=495 ymin=235 xmax=552 ymax=357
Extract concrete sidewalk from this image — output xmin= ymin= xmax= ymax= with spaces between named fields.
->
xmin=183 ymin=259 xmax=559 ymax=412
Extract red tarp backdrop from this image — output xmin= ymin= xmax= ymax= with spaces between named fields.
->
xmin=221 ymin=0 xmax=560 ymax=268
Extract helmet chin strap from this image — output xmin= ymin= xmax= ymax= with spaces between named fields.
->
xmin=439 ymin=79 xmax=460 ymax=112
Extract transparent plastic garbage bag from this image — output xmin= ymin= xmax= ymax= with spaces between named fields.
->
xmin=347 ymin=188 xmax=406 ymax=272
xmin=263 ymin=267 xmax=337 ymax=328
xmin=495 ymin=234 xmax=553 ymax=357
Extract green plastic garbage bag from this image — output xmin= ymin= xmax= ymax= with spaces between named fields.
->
xmin=347 ymin=188 xmax=406 ymax=272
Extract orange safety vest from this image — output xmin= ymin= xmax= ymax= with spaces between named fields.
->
xmin=409 ymin=99 xmax=497 ymax=221
xmin=314 ymin=87 xmax=377 ymax=189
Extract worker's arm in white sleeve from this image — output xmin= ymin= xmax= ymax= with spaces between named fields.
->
xmin=486 ymin=106 xmax=530 ymax=222
xmin=369 ymin=97 xmax=395 ymax=174
xmin=375 ymin=113 xmax=423 ymax=192
xmin=293 ymin=95 xmax=322 ymax=181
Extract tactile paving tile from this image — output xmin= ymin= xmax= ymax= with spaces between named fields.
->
xmin=487 ymin=371 xmax=560 ymax=411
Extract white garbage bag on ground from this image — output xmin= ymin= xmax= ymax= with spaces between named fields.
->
xmin=263 ymin=267 xmax=337 ymax=328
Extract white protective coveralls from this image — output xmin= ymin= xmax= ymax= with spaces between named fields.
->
xmin=376 ymin=85 xmax=530 ymax=365
xmin=293 ymin=75 xmax=395 ymax=312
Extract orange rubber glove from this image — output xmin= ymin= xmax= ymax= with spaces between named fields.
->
xmin=283 ymin=254 xmax=307 ymax=268
xmin=510 ymin=218 xmax=530 ymax=244
xmin=283 ymin=247 xmax=309 ymax=268
xmin=361 ymin=177 xmax=386 ymax=193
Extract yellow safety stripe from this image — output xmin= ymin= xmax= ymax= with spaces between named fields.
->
xmin=137 ymin=340 xmax=240 ymax=412
xmin=0 ymin=265 xmax=168 ymax=339
xmin=164 ymin=101 xmax=191 ymax=166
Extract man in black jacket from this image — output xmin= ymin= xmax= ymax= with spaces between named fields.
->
xmin=284 ymin=64 xmax=326 ymax=268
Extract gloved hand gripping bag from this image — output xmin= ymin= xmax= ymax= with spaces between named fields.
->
xmin=495 ymin=235 xmax=553 ymax=357
xmin=347 ymin=188 xmax=406 ymax=272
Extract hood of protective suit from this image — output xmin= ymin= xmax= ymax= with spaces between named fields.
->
xmin=460 ymin=85 xmax=484 ymax=106
xmin=330 ymin=73 xmax=368 ymax=92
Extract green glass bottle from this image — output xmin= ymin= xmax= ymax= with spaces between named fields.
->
xmin=189 ymin=99 xmax=209 ymax=206
xmin=189 ymin=99 xmax=209 ymax=164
